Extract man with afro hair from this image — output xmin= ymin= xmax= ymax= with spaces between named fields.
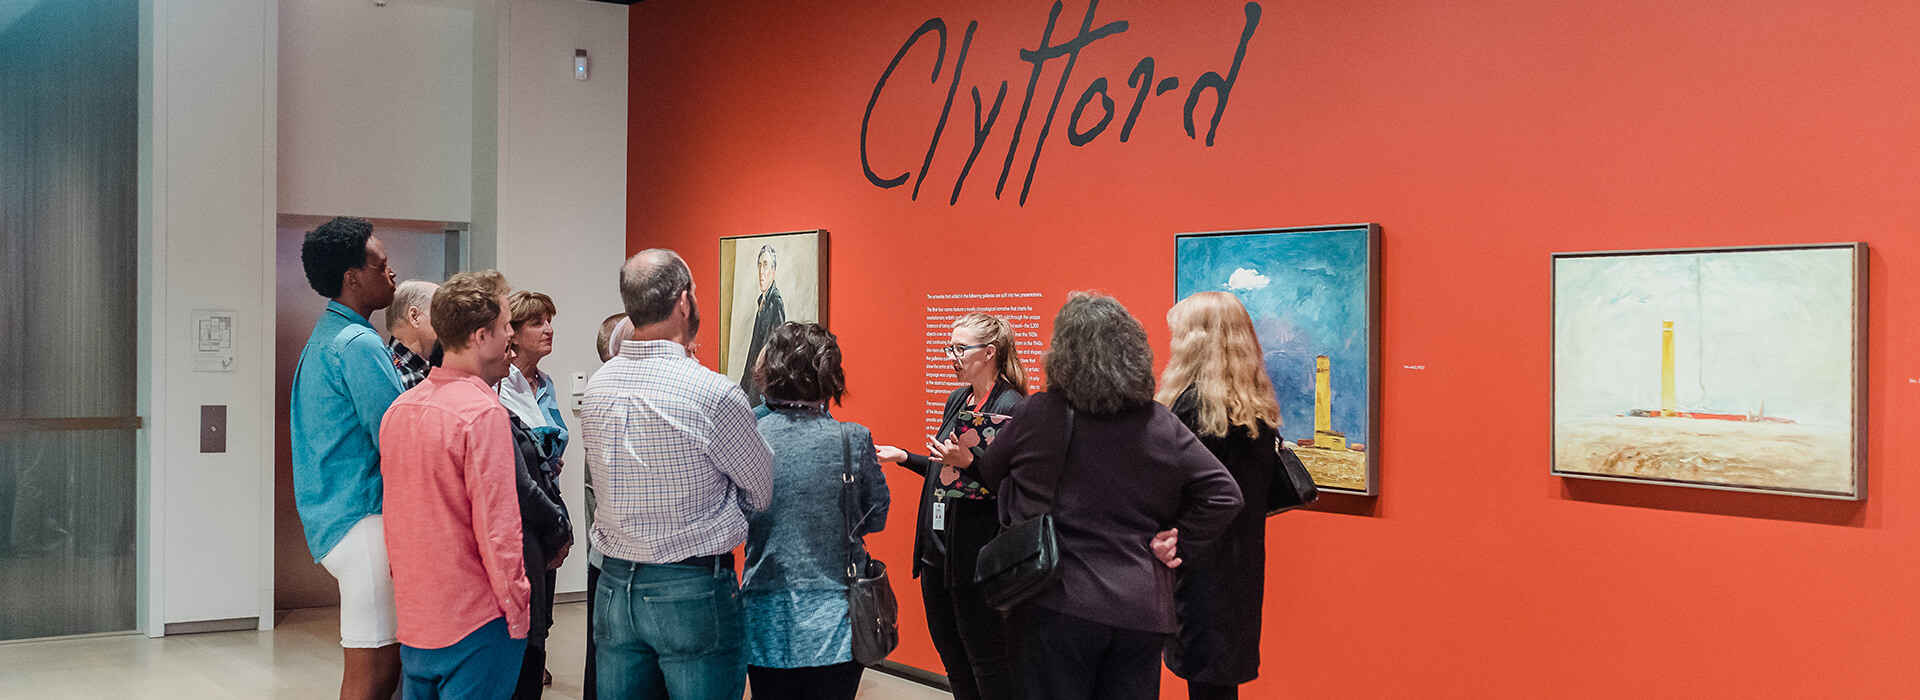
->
xmin=289 ymin=216 xmax=406 ymax=700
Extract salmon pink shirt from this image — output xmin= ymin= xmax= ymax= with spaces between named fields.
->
xmin=379 ymin=366 xmax=531 ymax=647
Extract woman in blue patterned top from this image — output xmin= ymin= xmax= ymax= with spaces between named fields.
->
xmin=745 ymin=322 xmax=891 ymax=700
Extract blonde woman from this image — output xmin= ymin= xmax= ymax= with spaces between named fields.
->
xmin=874 ymin=312 xmax=1027 ymax=700
xmin=1155 ymin=291 xmax=1284 ymax=700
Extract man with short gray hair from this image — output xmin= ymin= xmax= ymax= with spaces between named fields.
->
xmin=581 ymin=248 xmax=773 ymax=700
xmin=386 ymin=279 xmax=439 ymax=389
xmin=738 ymin=244 xmax=785 ymax=407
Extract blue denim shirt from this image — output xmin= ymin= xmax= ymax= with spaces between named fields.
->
xmin=290 ymin=301 xmax=405 ymax=560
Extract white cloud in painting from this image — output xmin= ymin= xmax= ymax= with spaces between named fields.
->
xmin=1223 ymin=267 xmax=1270 ymax=291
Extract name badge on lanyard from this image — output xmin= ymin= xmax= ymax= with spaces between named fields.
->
xmin=931 ymin=500 xmax=947 ymax=531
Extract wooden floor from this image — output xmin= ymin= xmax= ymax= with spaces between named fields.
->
xmin=0 ymin=602 xmax=950 ymax=699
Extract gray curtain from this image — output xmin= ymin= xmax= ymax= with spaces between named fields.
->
xmin=0 ymin=0 xmax=139 ymax=640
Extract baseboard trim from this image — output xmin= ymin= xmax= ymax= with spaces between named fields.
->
xmin=874 ymin=660 xmax=950 ymax=691
xmin=0 ymin=630 xmax=137 ymax=646
xmin=554 ymin=590 xmax=588 ymax=604
xmin=163 ymin=617 xmax=259 ymax=636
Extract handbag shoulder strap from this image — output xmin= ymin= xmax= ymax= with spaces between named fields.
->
xmin=838 ymin=421 xmax=862 ymax=581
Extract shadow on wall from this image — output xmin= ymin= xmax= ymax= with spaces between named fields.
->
xmin=1557 ymin=478 xmax=1867 ymax=527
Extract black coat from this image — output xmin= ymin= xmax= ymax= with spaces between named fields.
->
xmin=509 ymin=414 xmax=571 ymax=647
xmin=1165 ymin=386 xmax=1275 ymax=685
xmin=898 ymin=380 xmax=1025 ymax=586
xmin=738 ymin=284 xmax=785 ymax=407
xmin=978 ymin=391 xmax=1243 ymax=635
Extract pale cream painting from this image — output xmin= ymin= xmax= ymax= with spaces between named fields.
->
xmin=1552 ymin=244 xmax=1864 ymax=498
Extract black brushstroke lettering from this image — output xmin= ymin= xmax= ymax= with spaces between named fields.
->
xmin=1068 ymin=77 xmax=1113 ymax=146
xmin=1184 ymin=2 xmax=1260 ymax=146
xmin=952 ymin=81 xmax=1008 ymax=205
xmin=863 ymin=19 xmax=947 ymax=189
xmin=1121 ymin=57 xmax=1153 ymax=142
xmin=995 ymin=2 xmax=1064 ymax=200
xmin=863 ymin=2 xmax=1264 ymax=205
xmin=914 ymin=21 xmax=979 ymax=200
xmin=1016 ymin=0 xmax=1128 ymax=204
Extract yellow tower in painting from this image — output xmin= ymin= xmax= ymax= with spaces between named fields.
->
xmin=1313 ymin=355 xmax=1346 ymax=450
xmin=1660 ymin=321 xmax=1677 ymax=417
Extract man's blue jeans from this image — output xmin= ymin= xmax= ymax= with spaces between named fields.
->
xmin=399 ymin=616 xmax=525 ymax=700
xmin=594 ymin=555 xmax=746 ymax=700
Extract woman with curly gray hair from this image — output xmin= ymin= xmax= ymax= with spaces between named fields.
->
xmin=978 ymin=292 xmax=1243 ymax=700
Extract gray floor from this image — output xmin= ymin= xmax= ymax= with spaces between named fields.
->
xmin=0 ymin=602 xmax=950 ymax=699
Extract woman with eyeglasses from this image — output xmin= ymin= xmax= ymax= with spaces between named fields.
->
xmin=875 ymin=312 xmax=1028 ymax=700
xmin=494 ymin=291 xmax=571 ymax=698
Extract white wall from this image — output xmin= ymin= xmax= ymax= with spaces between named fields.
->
xmin=494 ymin=0 xmax=629 ymax=594
xmin=133 ymin=0 xmax=624 ymax=635
xmin=141 ymin=0 xmax=278 ymax=633
xmin=278 ymin=0 xmax=474 ymax=222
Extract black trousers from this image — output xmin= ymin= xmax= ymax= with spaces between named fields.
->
xmin=583 ymin=562 xmax=599 ymax=700
xmin=513 ymin=563 xmax=558 ymax=700
xmin=1187 ymin=680 xmax=1239 ymax=700
xmin=512 ymin=645 xmax=546 ymax=699
xmin=1007 ymin=604 xmax=1165 ymax=700
xmin=921 ymin=573 xmax=1020 ymax=700
xmin=746 ymin=661 xmax=865 ymax=700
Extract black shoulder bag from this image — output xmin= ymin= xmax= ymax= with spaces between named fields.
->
xmin=973 ymin=408 xmax=1075 ymax=612
xmin=840 ymin=423 xmax=899 ymax=666
xmin=1267 ymin=434 xmax=1321 ymax=515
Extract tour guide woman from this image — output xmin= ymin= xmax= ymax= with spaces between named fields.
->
xmin=1156 ymin=291 xmax=1282 ymax=700
xmin=977 ymin=292 xmax=1243 ymax=700
xmin=874 ymin=312 xmax=1027 ymax=700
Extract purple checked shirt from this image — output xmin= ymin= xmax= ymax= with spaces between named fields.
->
xmin=580 ymin=339 xmax=774 ymax=563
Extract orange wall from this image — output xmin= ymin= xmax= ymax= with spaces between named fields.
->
xmin=626 ymin=1 xmax=1920 ymax=696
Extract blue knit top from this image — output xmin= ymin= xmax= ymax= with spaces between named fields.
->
xmin=743 ymin=408 xmax=890 ymax=668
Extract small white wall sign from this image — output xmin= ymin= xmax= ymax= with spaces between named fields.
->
xmin=192 ymin=309 xmax=237 ymax=372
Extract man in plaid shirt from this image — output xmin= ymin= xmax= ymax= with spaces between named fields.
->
xmin=385 ymin=279 xmax=438 ymax=389
xmin=580 ymin=249 xmax=773 ymax=700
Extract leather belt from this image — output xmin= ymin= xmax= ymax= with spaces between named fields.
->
xmin=661 ymin=553 xmax=734 ymax=571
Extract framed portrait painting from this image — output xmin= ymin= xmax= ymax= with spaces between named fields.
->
xmin=718 ymin=230 xmax=827 ymax=407
xmin=1551 ymin=243 xmax=1867 ymax=499
xmin=1175 ymin=224 xmax=1381 ymax=495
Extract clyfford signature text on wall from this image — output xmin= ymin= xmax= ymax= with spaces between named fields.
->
xmin=862 ymin=1 xmax=1263 ymax=206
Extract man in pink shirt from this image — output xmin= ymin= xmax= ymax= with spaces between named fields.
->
xmin=380 ymin=270 xmax=530 ymax=699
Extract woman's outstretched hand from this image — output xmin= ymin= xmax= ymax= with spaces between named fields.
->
xmin=875 ymin=445 xmax=909 ymax=464
xmin=927 ymin=436 xmax=972 ymax=468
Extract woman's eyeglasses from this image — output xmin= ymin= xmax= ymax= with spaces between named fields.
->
xmin=943 ymin=343 xmax=990 ymax=359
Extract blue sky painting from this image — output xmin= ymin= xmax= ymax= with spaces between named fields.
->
xmin=1176 ymin=227 xmax=1373 ymax=449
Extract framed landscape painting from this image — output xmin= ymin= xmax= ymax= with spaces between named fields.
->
xmin=1551 ymin=243 xmax=1866 ymax=499
xmin=718 ymin=230 xmax=827 ymax=407
xmin=1175 ymin=224 xmax=1381 ymax=495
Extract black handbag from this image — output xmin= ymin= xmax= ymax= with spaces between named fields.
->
xmin=1266 ymin=434 xmax=1320 ymax=515
xmin=973 ymin=408 xmax=1074 ymax=612
xmin=839 ymin=423 xmax=899 ymax=666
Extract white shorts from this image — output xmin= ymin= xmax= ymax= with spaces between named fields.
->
xmin=318 ymin=514 xmax=399 ymax=648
